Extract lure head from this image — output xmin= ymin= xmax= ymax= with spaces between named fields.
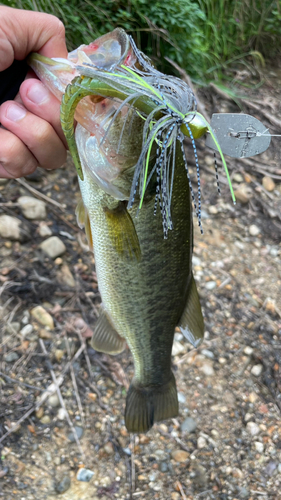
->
xmin=181 ymin=113 xmax=208 ymax=140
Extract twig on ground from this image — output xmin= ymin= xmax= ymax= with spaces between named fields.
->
xmin=130 ymin=434 xmax=136 ymax=496
xmin=64 ymin=333 xmax=85 ymax=425
xmin=176 ymin=480 xmax=188 ymax=500
xmin=0 ymin=343 xmax=85 ymax=444
xmin=16 ymin=178 xmax=66 ymax=210
xmin=0 ymin=371 xmax=44 ymax=391
xmin=242 ymin=99 xmax=281 ymax=130
xmin=240 ymin=158 xmax=281 ymax=179
xmin=0 ymin=375 xmax=64 ymax=444
xmin=39 ymin=339 xmax=86 ymax=462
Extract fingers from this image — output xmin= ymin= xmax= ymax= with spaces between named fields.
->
xmin=0 ymin=7 xmax=68 ymax=71
xmin=0 ymin=86 xmax=67 ymax=178
xmin=20 ymin=78 xmax=67 ymax=147
xmin=0 ymin=128 xmax=37 ymax=178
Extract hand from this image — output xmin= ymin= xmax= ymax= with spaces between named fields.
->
xmin=0 ymin=7 xmax=68 ymax=178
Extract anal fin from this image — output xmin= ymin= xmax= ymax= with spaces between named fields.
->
xmin=178 ymin=274 xmax=204 ymax=348
xmin=91 ymin=307 xmax=126 ymax=355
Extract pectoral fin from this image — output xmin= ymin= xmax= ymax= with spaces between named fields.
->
xmin=91 ymin=307 xmax=126 ymax=355
xmin=104 ymin=202 xmax=141 ymax=261
xmin=75 ymin=198 xmax=93 ymax=251
xmin=178 ymin=275 xmax=204 ymax=348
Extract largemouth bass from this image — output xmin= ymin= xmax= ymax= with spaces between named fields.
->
xmin=29 ymin=29 xmax=206 ymax=432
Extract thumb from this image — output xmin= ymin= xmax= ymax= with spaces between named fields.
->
xmin=0 ymin=6 xmax=68 ymax=71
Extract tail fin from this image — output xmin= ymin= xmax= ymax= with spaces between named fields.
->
xmin=125 ymin=373 xmax=178 ymax=433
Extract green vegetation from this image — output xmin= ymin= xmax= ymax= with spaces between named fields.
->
xmin=2 ymin=0 xmax=281 ymax=81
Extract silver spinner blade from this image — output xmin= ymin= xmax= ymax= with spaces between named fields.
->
xmin=205 ymin=113 xmax=271 ymax=158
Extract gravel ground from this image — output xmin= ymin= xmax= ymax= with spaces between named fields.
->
xmin=0 ymin=74 xmax=280 ymax=500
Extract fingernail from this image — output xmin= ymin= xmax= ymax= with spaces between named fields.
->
xmin=27 ymin=82 xmax=50 ymax=105
xmin=5 ymin=103 xmax=26 ymax=122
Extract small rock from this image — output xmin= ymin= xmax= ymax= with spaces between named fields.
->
xmin=205 ymin=281 xmax=216 ymax=290
xmin=181 ymin=417 xmax=197 ymax=433
xmin=177 ymin=392 xmax=186 ymax=404
xmin=0 ymin=467 xmax=9 ymax=478
xmin=171 ymin=493 xmax=180 ymax=500
xmin=264 ymin=461 xmax=277 ymax=477
xmin=47 ymin=394 xmax=60 ymax=407
xmin=205 ymin=155 xmax=214 ymax=166
xmin=246 ymin=421 xmax=260 ymax=436
xmin=35 ymin=408 xmax=44 ymax=419
xmin=58 ymin=264 xmax=75 ymax=287
xmin=201 ymin=349 xmax=215 ymax=359
xmin=262 ymin=176 xmax=275 ymax=192
xmin=4 ymin=351 xmax=19 ymax=362
xmin=172 ymin=340 xmax=185 ymax=356
xmin=233 ymin=467 xmax=243 ymax=478
xmin=192 ymin=256 xmax=201 ymax=266
xmin=197 ymin=436 xmax=207 ymax=449
xmin=38 ymin=223 xmax=52 ymax=237
xmin=18 ymin=196 xmax=46 ymax=220
xmin=40 ymin=415 xmax=51 ymax=424
xmin=39 ymin=329 xmax=53 ymax=340
xmin=236 ymin=486 xmax=249 ymax=499
xmin=148 ymin=471 xmax=158 ymax=482
xmin=54 ymin=457 xmax=61 ymax=466
xmin=249 ymin=392 xmax=258 ymax=403
xmin=77 ymin=468 xmax=95 ymax=482
xmin=104 ymin=442 xmax=114 ymax=455
xmin=57 ymin=408 xmax=67 ymax=420
xmin=54 ymin=349 xmax=64 ymax=362
xmin=55 ymin=476 xmax=71 ymax=494
xmin=249 ymin=224 xmax=260 ymax=236
xmin=200 ymin=362 xmax=215 ymax=376
xmin=0 ymin=178 xmax=9 ymax=185
xmin=251 ymin=364 xmax=263 ymax=377
xmin=269 ymin=247 xmax=279 ymax=257
xmin=211 ymin=429 xmax=219 ymax=439
xmin=68 ymin=426 xmax=84 ymax=442
xmin=244 ymin=346 xmax=253 ymax=356
xmin=31 ymin=305 xmax=54 ymax=329
xmin=21 ymin=310 xmax=30 ymax=324
xmin=208 ymin=206 xmax=218 ymax=215
xmin=0 ymin=215 xmax=22 ymax=240
xmin=234 ymin=183 xmax=253 ymax=203
xmin=20 ymin=324 xmax=33 ymax=337
xmin=154 ymin=449 xmax=167 ymax=461
xmin=171 ymin=450 xmax=189 ymax=462
xmin=254 ymin=441 xmax=264 ymax=453
xmin=40 ymin=236 xmax=66 ymax=259
xmin=233 ymin=173 xmax=244 ymax=183
xmin=245 ymin=412 xmax=253 ymax=422
xmin=159 ymin=462 xmax=168 ymax=473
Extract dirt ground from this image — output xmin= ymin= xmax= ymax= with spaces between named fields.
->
xmin=0 ymin=69 xmax=280 ymax=500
